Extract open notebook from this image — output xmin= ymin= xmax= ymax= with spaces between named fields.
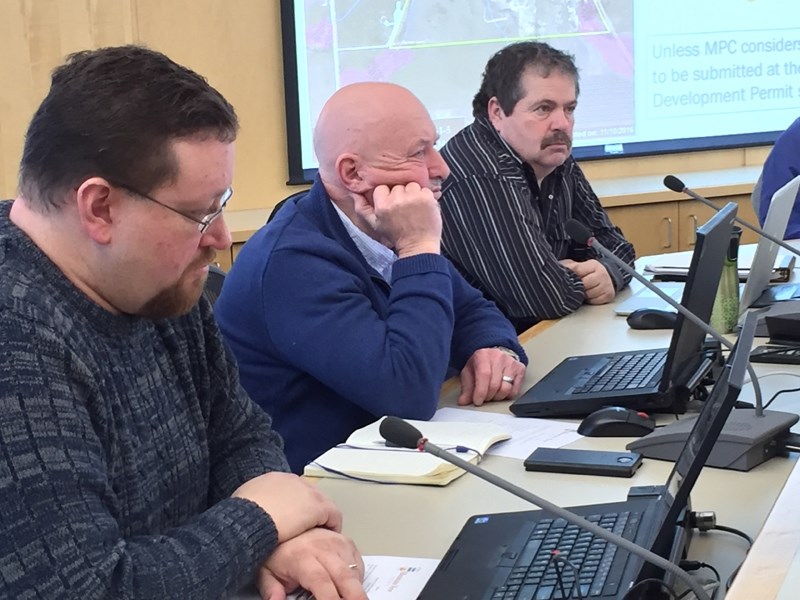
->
xmin=304 ymin=417 xmax=510 ymax=485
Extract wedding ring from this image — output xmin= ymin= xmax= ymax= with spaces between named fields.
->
xmin=502 ymin=375 xmax=515 ymax=384
xmin=348 ymin=563 xmax=358 ymax=570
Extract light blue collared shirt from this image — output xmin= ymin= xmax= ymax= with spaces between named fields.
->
xmin=332 ymin=202 xmax=397 ymax=282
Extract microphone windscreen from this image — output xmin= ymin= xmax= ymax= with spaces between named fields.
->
xmin=663 ymin=175 xmax=686 ymax=193
xmin=565 ymin=219 xmax=592 ymax=245
xmin=379 ymin=416 xmax=423 ymax=449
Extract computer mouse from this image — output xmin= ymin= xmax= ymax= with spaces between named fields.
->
xmin=577 ymin=406 xmax=656 ymax=437
xmin=626 ymin=308 xmax=678 ymax=330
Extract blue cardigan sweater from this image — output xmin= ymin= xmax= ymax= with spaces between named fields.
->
xmin=759 ymin=116 xmax=800 ymax=238
xmin=216 ymin=179 xmax=526 ymax=472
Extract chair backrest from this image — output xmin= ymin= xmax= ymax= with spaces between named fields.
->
xmin=267 ymin=190 xmax=309 ymax=223
xmin=203 ymin=263 xmax=226 ymax=305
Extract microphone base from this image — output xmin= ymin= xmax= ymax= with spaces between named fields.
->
xmin=627 ymin=409 xmax=800 ymax=471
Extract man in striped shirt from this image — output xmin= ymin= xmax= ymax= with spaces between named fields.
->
xmin=440 ymin=41 xmax=635 ymax=332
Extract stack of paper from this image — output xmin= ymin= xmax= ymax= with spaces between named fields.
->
xmin=644 ymin=253 xmax=795 ymax=283
xmin=304 ymin=417 xmax=510 ymax=486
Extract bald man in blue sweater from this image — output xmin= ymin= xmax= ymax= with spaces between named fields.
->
xmin=217 ymin=83 xmax=528 ymax=473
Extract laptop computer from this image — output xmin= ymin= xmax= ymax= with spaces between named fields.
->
xmin=741 ymin=174 xmax=800 ymax=310
xmin=417 ymin=311 xmax=756 ymax=600
xmin=511 ymin=203 xmax=737 ymax=418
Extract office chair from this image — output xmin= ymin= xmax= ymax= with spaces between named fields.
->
xmin=203 ymin=263 xmax=226 ymax=306
xmin=267 ymin=190 xmax=308 ymax=223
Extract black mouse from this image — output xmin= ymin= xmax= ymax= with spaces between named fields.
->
xmin=578 ymin=406 xmax=656 ymax=437
xmin=626 ymin=308 xmax=678 ymax=330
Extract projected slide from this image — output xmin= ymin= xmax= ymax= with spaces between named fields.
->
xmin=292 ymin=0 xmax=800 ymax=172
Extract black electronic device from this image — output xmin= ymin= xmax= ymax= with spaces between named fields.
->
xmin=523 ymin=447 xmax=643 ymax=478
xmin=628 ymin=311 xmax=798 ymax=471
xmin=390 ymin=312 xmax=757 ymax=600
xmin=578 ymin=406 xmax=656 ymax=437
xmin=559 ymin=219 xmax=798 ymax=471
xmin=750 ymin=344 xmax=800 ymax=365
xmin=765 ymin=312 xmax=800 ymax=345
xmin=379 ymin=321 xmax=754 ymax=600
xmin=626 ymin=308 xmax=679 ymax=330
xmin=511 ymin=203 xmax=736 ymax=419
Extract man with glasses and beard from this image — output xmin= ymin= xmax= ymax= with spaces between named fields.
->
xmin=0 ymin=45 xmax=366 ymax=600
xmin=439 ymin=41 xmax=635 ymax=333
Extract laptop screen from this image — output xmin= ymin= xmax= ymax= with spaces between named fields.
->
xmin=647 ymin=310 xmax=755 ymax=560
xmin=659 ymin=203 xmax=737 ymax=393
xmin=739 ymin=175 xmax=800 ymax=312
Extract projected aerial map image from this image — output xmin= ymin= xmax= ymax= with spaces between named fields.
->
xmin=301 ymin=0 xmax=634 ymax=149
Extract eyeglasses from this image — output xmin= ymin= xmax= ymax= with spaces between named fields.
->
xmin=113 ymin=182 xmax=233 ymax=234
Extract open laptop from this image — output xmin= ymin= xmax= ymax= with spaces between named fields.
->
xmin=418 ymin=311 xmax=756 ymax=600
xmin=510 ymin=203 xmax=737 ymax=418
xmin=740 ymin=174 xmax=800 ymax=311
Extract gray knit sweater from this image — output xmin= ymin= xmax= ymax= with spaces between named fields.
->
xmin=0 ymin=201 xmax=289 ymax=598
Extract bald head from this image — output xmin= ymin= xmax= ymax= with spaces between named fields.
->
xmin=313 ymin=83 xmax=432 ymax=180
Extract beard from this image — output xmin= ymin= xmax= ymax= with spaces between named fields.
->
xmin=138 ymin=250 xmax=216 ymax=319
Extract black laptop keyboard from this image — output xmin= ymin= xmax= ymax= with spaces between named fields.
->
xmin=491 ymin=511 xmax=642 ymax=600
xmin=750 ymin=344 xmax=800 ymax=365
xmin=571 ymin=351 xmax=666 ymax=394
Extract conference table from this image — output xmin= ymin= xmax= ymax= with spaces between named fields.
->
xmin=310 ymin=250 xmax=800 ymax=599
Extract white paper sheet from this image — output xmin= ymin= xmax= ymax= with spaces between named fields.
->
xmin=431 ymin=407 xmax=582 ymax=460
xmin=285 ymin=555 xmax=440 ymax=599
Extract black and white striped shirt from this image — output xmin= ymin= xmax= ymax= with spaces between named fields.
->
xmin=440 ymin=117 xmax=635 ymax=331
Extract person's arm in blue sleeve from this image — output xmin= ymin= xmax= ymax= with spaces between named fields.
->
xmin=759 ymin=117 xmax=800 ymax=237
xmin=263 ymin=246 xmax=455 ymax=421
xmin=447 ymin=262 xmax=528 ymax=370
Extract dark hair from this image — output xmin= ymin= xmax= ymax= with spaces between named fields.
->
xmin=19 ymin=45 xmax=239 ymax=210
xmin=472 ymin=41 xmax=580 ymax=118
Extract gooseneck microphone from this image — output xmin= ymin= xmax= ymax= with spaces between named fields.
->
xmin=663 ymin=174 xmax=800 ymax=258
xmin=379 ymin=416 xmax=710 ymax=600
xmin=567 ymin=218 xmax=800 ymax=470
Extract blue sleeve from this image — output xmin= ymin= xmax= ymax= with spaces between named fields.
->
xmin=759 ymin=117 xmax=800 ymax=237
xmin=447 ymin=264 xmax=528 ymax=370
xmin=261 ymin=246 xmax=456 ymax=420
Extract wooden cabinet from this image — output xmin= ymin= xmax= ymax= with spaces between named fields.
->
xmin=606 ymin=202 xmax=680 ymax=256
xmin=219 ymin=168 xmax=765 ymax=266
xmin=606 ymin=193 xmax=759 ymax=258
xmin=214 ymin=248 xmax=233 ymax=271
xmin=212 ymin=243 xmax=245 ymax=272
xmin=677 ymin=194 xmax=758 ymax=250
